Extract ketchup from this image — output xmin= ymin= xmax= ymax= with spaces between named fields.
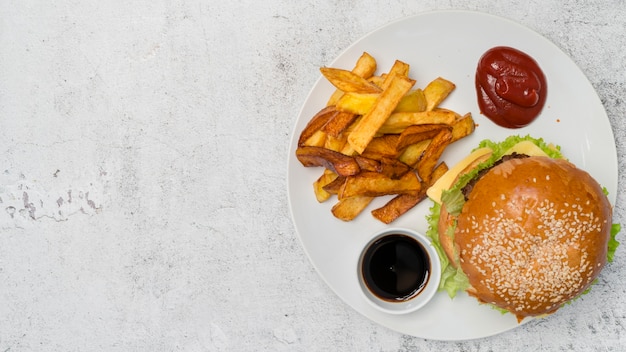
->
xmin=475 ymin=46 xmax=547 ymax=128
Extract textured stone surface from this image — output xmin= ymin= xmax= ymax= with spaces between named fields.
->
xmin=1 ymin=1 xmax=625 ymax=351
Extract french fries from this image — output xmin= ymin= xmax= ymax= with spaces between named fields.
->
xmin=372 ymin=162 xmax=450 ymax=224
xmin=423 ymin=77 xmax=456 ymax=111
xmin=296 ymin=146 xmax=360 ymax=177
xmin=327 ymin=52 xmax=378 ymax=106
xmin=339 ymin=171 xmax=420 ymax=199
xmin=296 ymin=52 xmax=476 ymax=222
xmin=332 ymin=196 xmax=374 ymax=221
xmin=347 ymin=73 xmax=415 ymax=154
xmin=320 ymin=67 xmax=382 ymax=94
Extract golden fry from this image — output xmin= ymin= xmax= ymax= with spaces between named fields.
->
xmin=326 ymin=52 xmax=378 ymax=106
xmin=320 ymin=67 xmax=382 ymax=94
xmin=372 ymin=162 xmax=449 ymax=223
xmin=354 ymin=155 xmax=411 ymax=179
xmin=396 ymin=124 xmax=451 ymax=152
xmin=377 ymin=109 xmax=459 ymax=134
xmin=397 ymin=139 xmax=431 ymax=167
xmin=361 ymin=134 xmax=400 ymax=160
xmin=324 ymin=133 xmax=348 ymax=152
xmin=298 ymin=106 xmax=337 ymax=147
xmin=313 ymin=170 xmax=338 ymax=202
xmin=416 ymin=128 xmax=452 ymax=183
xmin=339 ymin=171 xmax=420 ymax=199
xmin=430 ymin=161 xmax=450 ymax=182
xmin=450 ymin=112 xmax=476 ymax=143
xmin=296 ymin=146 xmax=360 ymax=176
xmin=321 ymin=111 xmax=358 ymax=138
xmin=394 ymin=89 xmax=427 ymax=113
xmin=377 ymin=157 xmax=411 ymax=179
xmin=423 ymin=77 xmax=456 ymax=111
xmin=332 ymin=195 xmax=374 ymax=221
xmin=371 ymin=191 xmax=422 ymax=224
xmin=336 ymin=92 xmax=378 ymax=115
xmin=303 ymin=130 xmax=328 ymax=147
xmin=322 ymin=175 xmax=346 ymax=195
xmin=347 ymin=73 xmax=415 ymax=154
xmin=354 ymin=156 xmax=382 ymax=173
xmin=352 ymin=52 xmax=378 ymax=78
xmin=380 ymin=60 xmax=410 ymax=89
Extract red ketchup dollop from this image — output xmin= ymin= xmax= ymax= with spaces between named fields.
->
xmin=475 ymin=46 xmax=547 ymax=128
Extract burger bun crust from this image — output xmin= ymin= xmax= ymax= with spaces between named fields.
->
xmin=451 ymin=156 xmax=612 ymax=321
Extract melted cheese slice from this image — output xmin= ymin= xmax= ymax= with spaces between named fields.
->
xmin=502 ymin=140 xmax=549 ymax=158
xmin=426 ymin=147 xmax=492 ymax=204
xmin=426 ymin=141 xmax=550 ymax=204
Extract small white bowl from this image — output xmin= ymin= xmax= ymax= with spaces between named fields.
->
xmin=357 ymin=227 xmax=441 ymax=315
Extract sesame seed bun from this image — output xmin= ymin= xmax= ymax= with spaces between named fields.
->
xmin=444 ymin=156 xmax=612 ymax=321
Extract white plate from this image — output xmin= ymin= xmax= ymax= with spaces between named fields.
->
xmin=286 ymin=10 xmax=618 ymax=341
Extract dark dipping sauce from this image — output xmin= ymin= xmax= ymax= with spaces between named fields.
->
xmin=475 ymin=46 xmax=547 ymax=128
xmin=361 ymin=234 xmax=430 ymax=302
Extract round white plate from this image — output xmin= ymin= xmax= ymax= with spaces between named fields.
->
xmin=287 ymin=10 xmax=618 ymax=341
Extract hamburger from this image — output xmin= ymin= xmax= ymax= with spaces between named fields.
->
xmin=425 ymin=135 xmax=620 ymax=322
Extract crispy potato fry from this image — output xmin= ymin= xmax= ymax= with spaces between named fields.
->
xmin=313 ymin=170 xmax=338 ymax=202
xmin=361 ymin=134 xmax=400 ymax=160
xmin=320 ymin=67 xmax=382 ymax=94
xmin=352 ymin=52 xmax=378 ymax=78
xmin=377 ymin=109 xmax=459 ymax=134
xmin=371 ymin=191 xmax=421 ymax=224
xmin=396 ymin=124 xmax=451 ymax=152
xmin=423 ymin=77 xmax=456 ymax=111
xmin=322 ymin=175 xmax=346 ymax=195
xmin=354 ymin=156 xmax=381 ymax=173
xmin=332 ymin=195 xmax=374 ymax=221
xmin=416 ymin=128 xmax=452 ymax=183
xmin=303 ymin=130 xmax=328 ymax=147
xmin=298 ymin=106 xmax=337 ymax=146
xmin=326 ymin=52 xmax=378 ymax=106
xmin=394 ymin=89 xmax=427 ymax=113
xmin=380 ymin=60 xmax=410 ymax=89
xmin=450 ymin=112 xmax=476 ymax=143
xmin=339 ymin=171 xmax=420 ymax=199
xmin=368 ymin=75 xmax=385 ymax=87
xmin=296 ymin=146 xmax=360 ymax=176
xmin=347 ymin=73 xmax=415 ymax=153
xmin=372 ymin=162 xmax=449 ymax=223
xmin=340 ymin=142 xmax=357 ymax=157
xmin=336 ymin=92 xmax=379 ymax=115
xmin=377 ymin=157 xmax=411 ymax=179
xmin=353 ymin=155 xmax=411 ymax=179
xmin=321 ymin=111 xmax=358 ymax=138
xmin=324 ymin=133 xmax=348 ymax=152
xmin=397 ymin=139 xmax=431 ymax=167
xmin=429 ymin=161 xmax=450 ymax=182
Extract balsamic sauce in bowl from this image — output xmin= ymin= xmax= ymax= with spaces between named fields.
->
xmin=358 ymin=228 xmax=440 ymax=314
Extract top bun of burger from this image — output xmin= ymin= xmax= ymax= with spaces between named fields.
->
xmin=448 ymin=156 xmax=612 ymax=321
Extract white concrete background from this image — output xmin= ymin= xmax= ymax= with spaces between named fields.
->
xmin=1 ymin=1 xmax=625 ymax=351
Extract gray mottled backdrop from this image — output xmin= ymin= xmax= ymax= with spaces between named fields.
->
xmin=0 ymin=1 xmax=625 ymax=351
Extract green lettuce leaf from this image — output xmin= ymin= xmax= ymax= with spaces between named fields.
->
xmin=425 ymin=202 xmax=470 ymax=297
xmin=608 ymin=223 xmax=621 ymax=263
